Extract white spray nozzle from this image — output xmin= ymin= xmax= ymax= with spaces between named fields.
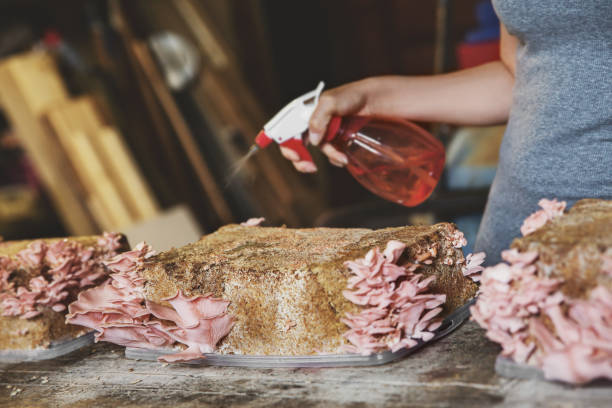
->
xmin=263 ymin=82 xmax=325 ymax=144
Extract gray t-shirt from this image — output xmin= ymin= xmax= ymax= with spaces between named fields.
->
xmin=475 ymin=0 xmax=612 ymax=264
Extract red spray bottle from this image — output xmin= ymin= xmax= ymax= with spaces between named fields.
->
xmin=252 ymin=82 xmax=445 ymax=207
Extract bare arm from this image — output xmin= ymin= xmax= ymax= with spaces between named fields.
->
xmin=283 ymin=24 xmax=519 ymax=172
xmin=313 ymin=25 xmax=517 ymax=129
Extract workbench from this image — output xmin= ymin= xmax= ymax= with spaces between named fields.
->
xmin=1 ymin=321 xmax=610 ymax=407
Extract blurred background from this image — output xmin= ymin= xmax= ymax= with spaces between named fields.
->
xmin=0 ymin=0 xmax=503 ymax=252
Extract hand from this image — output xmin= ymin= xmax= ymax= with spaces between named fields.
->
xmin=280 ymin=79 xmax=373 ymax=173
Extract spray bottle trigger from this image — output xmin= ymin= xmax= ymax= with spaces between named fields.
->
xmin=280 ymin=138 xmax=313 ymax=163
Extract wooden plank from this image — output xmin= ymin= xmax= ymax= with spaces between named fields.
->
xmin=8 ymin=52 xmax=69 ymax=115
xmin=45 ymin=104 xmax=134 ymax=230
xmin=173 ymin=0 xmax=230 ymax=69
xmin=130 ymin=40 xmax=234 ymax=224
xmin=1 ymin=322 xmax=609 ymax=407
xmin=64 ymin=97 xmax=105 ymax=136
xmin=50 ymin=97 xmax=160 ymax=222
xmin=0 ymin=53 xmax=98 ymax=235
xmin=107 ymin=0 xmax=199 ymax=212
xmin=96 ymin=127 xmax=160 ymax=221
xmin=87 ymin=195 xmax=115 ymax=232
xmin=69 ymin=130 xmax=134 ymax=229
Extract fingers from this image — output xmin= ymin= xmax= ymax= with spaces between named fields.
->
xmin=279 ymin=146 xmax=317 ymax=173
xmin=280 ymin=144 xmax=346 ymax=171
xmin=294 ymin=161 xmax=317 ymax=173
xmin=279 ymin=146 xmax=299 ymax=161
xmin=321 ymin=143 xmax=348 ymax=167
xmin=308 ymin=93 xmax=335 ymax=146
xmin=308 ymin=83 xmax=369 ymax=146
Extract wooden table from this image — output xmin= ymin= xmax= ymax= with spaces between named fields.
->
xmin=1 ymin=321 xmax=610 ymax=407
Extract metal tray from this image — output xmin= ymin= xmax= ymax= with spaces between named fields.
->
xmin=125 ymin=299 xmax=475 ymax=367
xmin=0 ymin=332 xmax=95 ymax=363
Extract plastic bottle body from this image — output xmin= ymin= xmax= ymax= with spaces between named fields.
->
xmin=330 ymin=116 xmax=445 ymax=207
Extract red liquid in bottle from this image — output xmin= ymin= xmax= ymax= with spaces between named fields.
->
xmin=329 ymin=116 xmax=445 ymax=207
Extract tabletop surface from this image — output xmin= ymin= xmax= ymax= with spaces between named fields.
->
xmin=1 ymin=321 xmax=610 ymax=408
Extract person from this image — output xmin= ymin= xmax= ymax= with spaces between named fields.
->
xmin=279 ymin=0 xmax=612 ymax=265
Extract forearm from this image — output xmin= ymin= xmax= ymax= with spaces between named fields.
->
xmin=361 ymin=61 xmax=515 ymax=126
